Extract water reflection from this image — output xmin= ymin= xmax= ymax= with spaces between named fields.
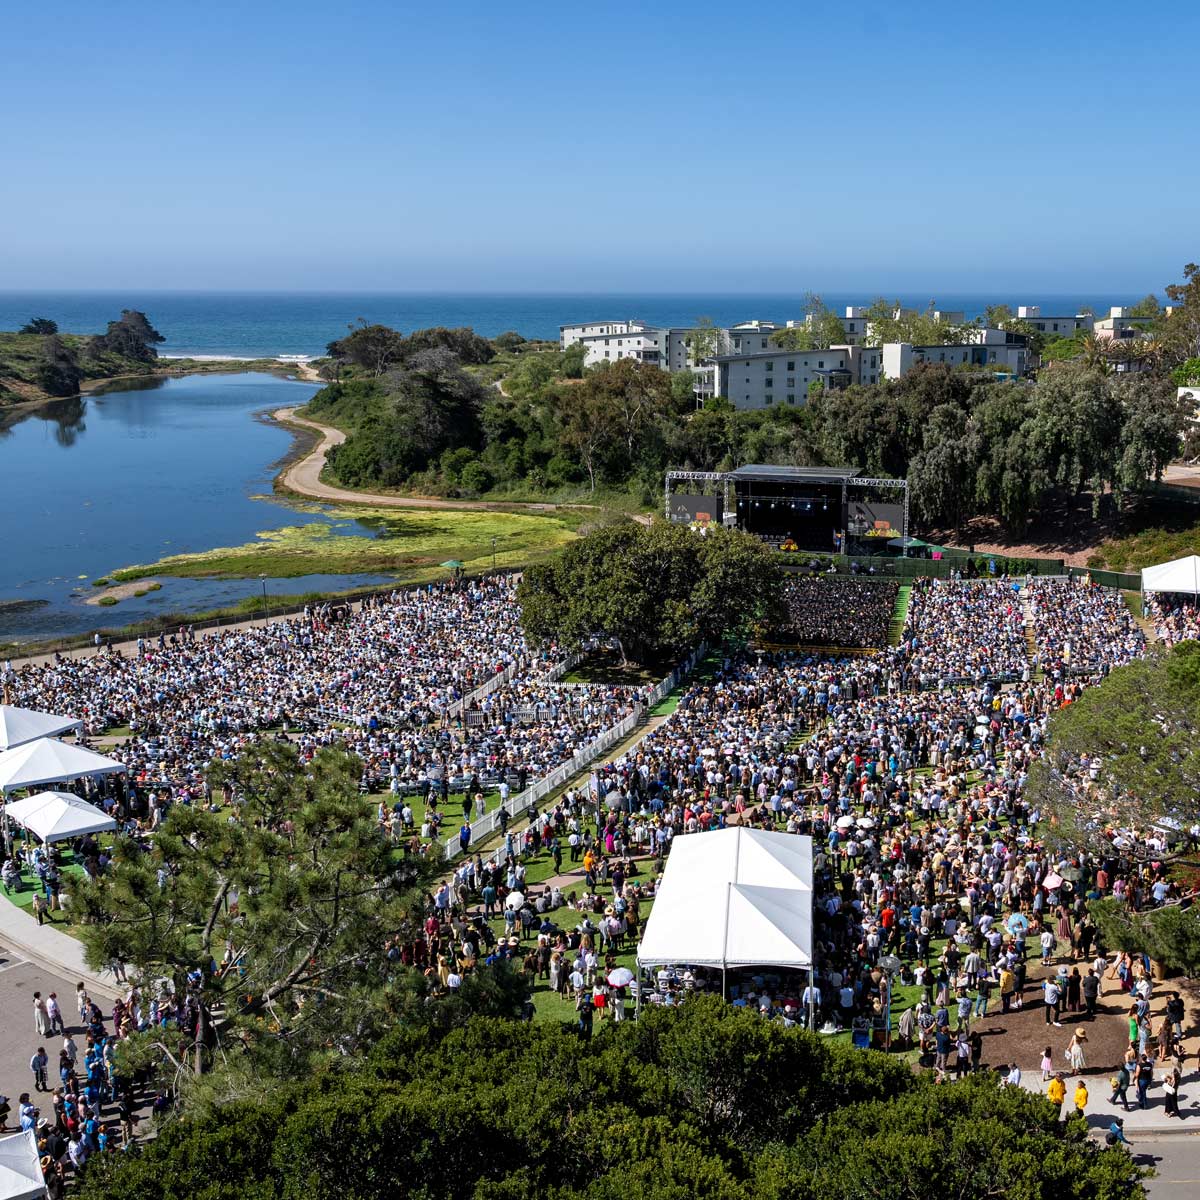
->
xmin=0 ymin=372 xmax=394 ymax=643
xmin=0 ymin=395 xmax=88 ymax=443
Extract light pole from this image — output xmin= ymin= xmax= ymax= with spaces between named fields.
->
xmin=260 ymin=574 xmax=268 ymax=625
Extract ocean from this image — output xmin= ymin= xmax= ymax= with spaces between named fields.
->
xmin=0 ymin=291 xmax=1138 ymax=360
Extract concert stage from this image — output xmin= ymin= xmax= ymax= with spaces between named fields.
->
xmin=665 ymin=464 xmax=908 ymax=553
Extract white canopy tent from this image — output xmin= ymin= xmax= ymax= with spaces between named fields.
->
xmin=637 ymin=827 xmax=814 ymax=1014
xmin=0 ymin=1131 xmax=46 ymax=1200
xmin=3 ymin=791 xmax=117 ymax=845
xmin=0 ymin=706 xmax=83 ymax=752
xmin=1141 ymin=554 xmax=1200 ymax=597
xmin=0 ymin=739 xmax=125 ymax=796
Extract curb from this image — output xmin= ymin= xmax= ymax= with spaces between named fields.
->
xmin=0 ymin=905 xmax=119 ymax=1000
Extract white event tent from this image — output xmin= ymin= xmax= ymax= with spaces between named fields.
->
xmin=636 ymin=827 xmax=814 ymax=1012
xmin=0 ymin=705 xmax=83 ymax=752
xmin=0 ymin=738 xmax=125 ymax=796
xmin=0 ymin=1131 xmax=46 ymax=1200
xmin=3 ymin=791 xmax=117 ymax=845
xmin=1141 ymin=554 xmax=1200 ymax=597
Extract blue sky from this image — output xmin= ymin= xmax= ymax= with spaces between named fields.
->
xmin=2 ymin=1 xmax=1196 ymax=293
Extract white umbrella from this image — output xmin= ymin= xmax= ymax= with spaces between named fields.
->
xmin=504 ymin=891 xmax=525 ymax=909
xmin=856 ymin=816 xmax=876 ymax=829
xmin=0 ymin=738 xmax=124 ymax=795
xmin=0 ymin=705 xmax=83 ymax=751
xmin=608 ymin=967 xmax=634 ymax=986
xmin=836 ymin=815 xmax=855 ymax=830
xmin=1042 ymin=871 xmax=1064 ymax=891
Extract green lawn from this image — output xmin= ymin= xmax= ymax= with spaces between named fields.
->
xmin=110 ymin=508 xmax=581 ymax=582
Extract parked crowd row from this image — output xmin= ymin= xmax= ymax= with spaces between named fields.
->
xmin=779 ymin=576 xmax=899 ymax=648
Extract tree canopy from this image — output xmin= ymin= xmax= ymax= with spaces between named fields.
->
xmin=19 ymin=316 xmax=58 ymax=335
xmin=75 ymin=998 xmax=1143 ymax=1200
xmin=66 ymin=741 xmax=453 ymax=1082
xmin=518 ymin=520 xmax=783 ymax=664
xmin=88 ymin=310 xmax=165 ymax=362
xmin=1028 ymin=640 xmax=1200 ymax=855
xmin=769 ymin=294 xmax=847 ymax=351
xmin=326 ymin=321 xmax=495 ymax=375
xmin=859 ymin=298 xmax=973 ymax=347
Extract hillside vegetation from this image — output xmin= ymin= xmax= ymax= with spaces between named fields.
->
xmin=0 ymin=310 xmax=167 ymax=405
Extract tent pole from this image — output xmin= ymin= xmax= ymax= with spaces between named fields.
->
xmin=635 ymin=959 xmax=642 ymax=1021
xmin=722 ymin=964 xmax=727 ymax=1001
xmin=808 ymin=967 xmax=815 ymax=1030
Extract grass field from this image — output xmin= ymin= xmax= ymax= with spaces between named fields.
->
xmin=109 ymin=507 xmax=582 ymax=581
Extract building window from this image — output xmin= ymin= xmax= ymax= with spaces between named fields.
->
xmin=869 ymin=375 xmax=876 ymax=384
xmin=765 ymin=361 xmax=773 ymax=371
xmin=786 ymin=376 xmax=795 ymax=387
xmin=765 ymin=376 xmax=773 ymax=388
xmin=787 ymin=361 xmax=794 ymax=371
xmin=818 ymin=360 xmax=824 ymax=368
xmin=870 ymin=355 xmax=876 ymax=368
xmin=761 ymin=339 xmax=767 ymax=349
xmin=786 ymin=394 xmax=795 ymax=404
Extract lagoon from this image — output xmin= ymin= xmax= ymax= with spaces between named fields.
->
xmin=0 ymin=373 xmax=393 ymax=642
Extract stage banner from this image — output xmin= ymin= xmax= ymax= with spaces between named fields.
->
xmin=669 ymin=494 xmax=724 ymax=527
xmin=846 ymin=500 xmax=905 ymax=539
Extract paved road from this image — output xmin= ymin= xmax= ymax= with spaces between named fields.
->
xmin=0 ymin=933 xmax=93 ymax=1114
xmin=1138 ymin=1135 xmax=1200 ymax=1197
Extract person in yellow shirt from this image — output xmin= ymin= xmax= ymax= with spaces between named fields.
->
xmin=1047 ymin=1075 xmax=1066 ymax=1107
xmin=1073 ymin=1080 xmax=1089 ymax=1115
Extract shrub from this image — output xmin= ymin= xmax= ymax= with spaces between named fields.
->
xmin=459 ymin=461 xmax=493 ymax=494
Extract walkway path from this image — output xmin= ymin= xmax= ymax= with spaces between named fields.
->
xmin=275 ymin=408 xmax=579 ymax=515
xmin=0 ymin=899 xmax=118 ymax=999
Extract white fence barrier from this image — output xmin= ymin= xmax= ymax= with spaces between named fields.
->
xmin=439 ymin=642 xmax=708 ymax=862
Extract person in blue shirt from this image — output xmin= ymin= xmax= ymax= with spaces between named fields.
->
xmin=1107 ymin=1118 xmax=1131 ymax=1147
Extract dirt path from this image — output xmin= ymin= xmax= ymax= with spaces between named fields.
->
xmin=273 ymin=407 xmax=651 ymax=524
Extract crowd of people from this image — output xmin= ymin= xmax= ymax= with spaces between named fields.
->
xmin=3 ymin=983 xmax=162 ymax=1195
xmin=1146 ymin=591 xmax=1200 ymax=647
xmin=1 ymin=578 xmax=653 ymax=825
xmin=779 ymin=576 xmax=900 ymax=648
xmin=2 ymin=569 xmax=1197 ymax=1176
xmin=898 ymin=579 xmax=1029 ymax=684
xmin=1027 ymin=579 xmax=1146 ymax=676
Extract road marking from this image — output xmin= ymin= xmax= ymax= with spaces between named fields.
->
xmin=0 ymin=958 xmax=30 ymax=973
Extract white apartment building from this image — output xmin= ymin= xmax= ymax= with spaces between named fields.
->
xmin=1016 ymin=306 xmax=1093 ymax=337
xmin=559 ymin=319 xmax=650 ymax=348
xmin=1093 ymin=306 xmax=1156 ymax=341
xmin=562 ymin=318 xmax=788 ymax=371
xmin=708 ymin=345 xmax=883 ymax=409
xmin=560 ymin=321 xmax=705 ymax=370
xmin=880 ymin=340 xmax=1027 ymax=380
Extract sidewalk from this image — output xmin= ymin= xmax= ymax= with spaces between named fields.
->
xmin=1019 ymin=1071 xmax=1200 ymax=1137
xmin=0 ymin=894 xmax=119 ymax=998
